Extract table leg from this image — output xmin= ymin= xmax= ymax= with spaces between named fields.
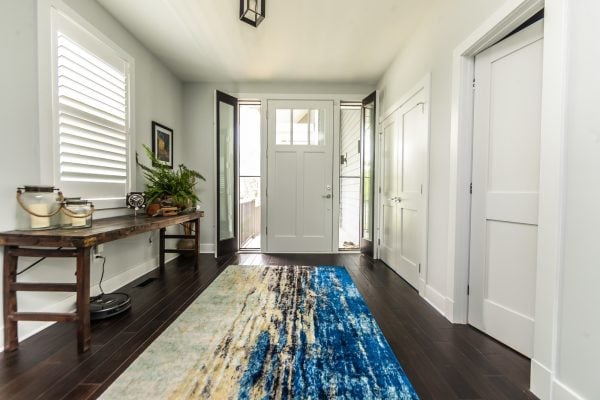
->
xmin=194 ymin=217 xmax=200 ymax=267
xmin=159 ymin=227 xmax=166 ymax=271
xmin=3 ymin=246 xmax=18 ymax=351
xmin=76 ymin=248 xmax=91 ymax=353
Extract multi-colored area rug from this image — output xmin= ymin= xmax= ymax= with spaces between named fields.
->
xmin=101 ymin=265 xmax=419 ymax=399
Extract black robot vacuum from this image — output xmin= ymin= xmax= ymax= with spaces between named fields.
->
xmin=90 ymin=293 xmax=131 ymax=320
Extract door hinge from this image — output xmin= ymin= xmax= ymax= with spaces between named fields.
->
xmin=377 ymin=238 xmax=381 ymax=246
xmin=378 ymin=186 xmax=382 ymax=194
xmin=357 ymin=139 xmax=361 ymax=154
xmin=418 ymin=263 xmax=421 ymax=273
xmin=420 ymin=184 xmax=423 ymax=195
xmin=467 ymin=285 xmax=470 ymax=295
xmin=469 ymin=183 xmax=473 ymax=194
xmin=266 ymin=226 xmax=268 ymax=235
xmin=472 ymin=78 xmax=476 ymax=89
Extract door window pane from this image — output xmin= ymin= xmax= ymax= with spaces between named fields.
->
xmin=310 ymin=109 xmax=322 ymax=145
xmin=293 ymin=109 xmax=309 ymax=145
xmin=276 ymin=108 xmax=325 ymax=146
xmin=276 ymin=109 xmax=291 ymax=145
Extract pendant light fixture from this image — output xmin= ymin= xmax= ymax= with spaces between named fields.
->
xmin=240 ymin=0 xmax=265 ymax=27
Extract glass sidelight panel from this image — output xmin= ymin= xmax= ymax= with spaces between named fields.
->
xmin=361 ymin=92 xmax=376 ymax=256
xmin=239 ymin=102 xmax=261 ymax=250
xmin=339 ymin=103 xmax=361 ymax=250
xmin=219 ymin=102 xmax=235 ymax=241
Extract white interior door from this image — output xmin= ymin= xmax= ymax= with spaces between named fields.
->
xmin=266 ymin=100 xmax=334 ymax=252
xmin=379 ymin=89 xmax=428 ymax=289
xmin=379 ymin=115 xmax=398 ymax=267
xmin=468 ymin=20 xmax=544 ymax=357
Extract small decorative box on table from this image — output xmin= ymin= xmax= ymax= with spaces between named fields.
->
xmin=0 ymin=212 xmax=202 ymax=353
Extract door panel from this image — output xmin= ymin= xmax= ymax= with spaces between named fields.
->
xmin=400 ymin=208 xmax=419 ymax=264
xmin=216 ymin=91 xmax=239 ymax=257
xmin=267 ymin=100 xmax=334 ymax=252
xmin=303 ymin=152 xmax=327 ymax=236
xmin=379 ymin=116 xmax=398 ymax=265
xmin=401 ymin=104 xmax=426 ymax=194
xmin=271 ymin=151 xmax=297 ymax=237
xmin=468 ymin=20 xmax=543 ymax=357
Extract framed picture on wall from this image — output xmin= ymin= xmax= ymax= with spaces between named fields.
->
xmin=151 ymin=121 xmax=173 ymax=168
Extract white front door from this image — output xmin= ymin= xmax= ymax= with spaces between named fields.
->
xmin=266 ymin=100 xmax=334 ymax=252
xmin=468 ymin=20 xmax=544 ymax=357
xmin=379 ymin=89 xmax=429 ymax=289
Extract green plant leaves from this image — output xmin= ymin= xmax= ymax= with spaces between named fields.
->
xmin=136 ymin=145 xmax=206 ymax=207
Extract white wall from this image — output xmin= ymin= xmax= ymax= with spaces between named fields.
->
xmin=0 ymin=0 xmax=184 ymax=344
xmin=181 ymin=82 xmax=374 ymax=252
xmin=376 ymin=0 xmax=505 ymax=313
xmin=553 ymin=1 xmax=600 ymax=398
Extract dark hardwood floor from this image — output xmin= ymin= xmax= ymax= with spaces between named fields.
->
xmin=0 ymin=253 xmax=536 ymax=400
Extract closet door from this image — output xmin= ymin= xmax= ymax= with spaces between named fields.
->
xmin=379 ymin=89 xmax=428 ymax=290
xmin=468 ymin=20 xmax=544 ymax=357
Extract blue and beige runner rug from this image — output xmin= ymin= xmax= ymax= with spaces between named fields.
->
xmin=102 ymin=265 xmax=419 ymax=399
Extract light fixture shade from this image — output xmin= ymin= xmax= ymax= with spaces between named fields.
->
xmin=240 ymin=0 xmax=265 ymax=27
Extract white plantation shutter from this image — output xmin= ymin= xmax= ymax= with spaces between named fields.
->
xmin=51 ymin=11 xmax=132 ymax=202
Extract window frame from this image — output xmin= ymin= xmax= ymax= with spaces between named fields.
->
xmin=38 ymin=0 xmax=135 ymax=210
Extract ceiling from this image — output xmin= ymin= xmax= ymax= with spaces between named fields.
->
xmin=97 ymin=0 xmax=433 ymax=84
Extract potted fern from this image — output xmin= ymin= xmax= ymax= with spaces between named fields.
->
xmin=137 ymin=144 xmax=206 ymax=213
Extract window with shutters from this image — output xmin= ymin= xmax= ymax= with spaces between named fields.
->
xmin=50 ymin=8 xmax=132 ymax=204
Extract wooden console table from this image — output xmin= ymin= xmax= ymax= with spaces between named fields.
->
xmin=0 ymin=212 xmax=201 ymax=353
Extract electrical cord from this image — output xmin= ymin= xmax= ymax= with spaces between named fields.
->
xmin=96 ymin=255 xmax=107 ymax=295
xmin=90 ymin=255 xmax=130 ymax=302
xmin=16 ymin=247 xmax=63 ymax=276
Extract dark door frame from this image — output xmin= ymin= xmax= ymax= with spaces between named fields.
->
xmin=216 ymin=90 xmax=239 ymax=257
xmin=360 ymin=91 xmax=377 ymax=256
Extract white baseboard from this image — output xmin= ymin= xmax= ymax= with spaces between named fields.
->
xmin=0 ymin=254 xmax=177 ymax=350
xmin=553 ymin=379 xmax=585 ymax=400
xmin=418 ymin=278 xmax=426 ymax=294
xmin=200 ymin=243 xmax=214 ymax=254
xmin=423 ymin=284 xmax=447 ymax=317
xmin=444 ymin=297 xmax=456 ymax=323
xmin=531 ymin=359 xmax=553 ymax=400
xmin=530 ymin=359 xmax=587 ymax=400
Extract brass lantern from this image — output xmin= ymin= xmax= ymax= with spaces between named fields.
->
xmin=240 ymin=0 xmax=265 ymax=27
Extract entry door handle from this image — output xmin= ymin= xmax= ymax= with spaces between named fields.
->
xmin=322 ymin=194 xmax=332 ymax=199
